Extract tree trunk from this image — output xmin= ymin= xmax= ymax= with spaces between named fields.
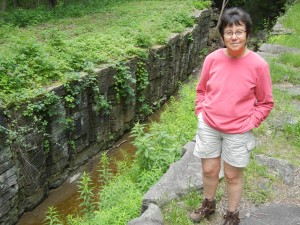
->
xmin=13 ymin=0 xmax=20 ymax=8
xmin=216 ymin=0 xmax=229 ymax=29
xmin=49 ymin=0 xmax=57 ymax=7
xmin=1 ymin=0 xmax=7 ymax=12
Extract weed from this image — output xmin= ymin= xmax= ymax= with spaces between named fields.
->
xmin=136 ymin=61 xmax=152 ymax=117
xmin=98 ymin=153 xmax=113 ymax=185
xmin=113 ymin=62 xmax=136 ymax=104
xmin=284 ymin=121 xmax=300 ymax=147
xmin=243 ymin=159 xmax=275 ymax=204
xmin=78 ymin=172 xmax=95 ymax=219
xmin=96 ymin=175 xmax=142 ymax=224
xmin=44 ymin=206 xmax=63 ymax=225
xmin=131 ymin=122 xmax=182 ymax=171
xmin=164 ymin=200 xmax=194 ymax=225
xmin=137 ymin=167 xmax=164 ymax=192
xmin=269 ymin=57 xmax=300 ymax=84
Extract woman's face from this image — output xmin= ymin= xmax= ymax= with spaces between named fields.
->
xmin=223 ymin=22 xmax=247 ymax=53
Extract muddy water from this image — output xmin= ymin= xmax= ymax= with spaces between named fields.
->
xmin=16 ymin=108 xmax=162 ymax=225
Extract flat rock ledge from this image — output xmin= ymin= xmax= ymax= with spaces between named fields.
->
xmin=257 ymin=43 xmax=300 ymax=59
xmin=242 ymin=203 xmax=300 ymax=225
xmin=259 ymin=43 xmax=300 ymax=55
xmin=271 ymin=21 xmax=293 ymax=35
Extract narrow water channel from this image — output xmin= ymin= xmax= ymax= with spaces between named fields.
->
xmin=16 ymin=105 xmax=163 ymax=225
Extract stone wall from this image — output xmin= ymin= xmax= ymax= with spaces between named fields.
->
xmin=0 ymin=9 xmax=211 ymax=225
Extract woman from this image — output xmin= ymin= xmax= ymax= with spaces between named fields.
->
xmin=189 ymin=7 xmax=274 ymax=225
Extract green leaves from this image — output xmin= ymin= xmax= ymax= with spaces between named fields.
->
xmin=131 ymin=122 xmax=181 ymax=171
xmin=0 ymin=0 xmax=202 ymax=106
xmin=114 ymin=62 xmax=136 ymax=103
xmin=284 ymin=122 xmax=300 ymax=147
xmin=193 ymin=0 xmax=211 ymax=10
xmin=98 ymin=153 xmax=113 ymax=185
xmin=78 ymin=172 xmax=96 ymax=218
xmin=44 ymin=206 xmax=63 ymax=225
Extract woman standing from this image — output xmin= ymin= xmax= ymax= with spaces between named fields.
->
xmin=189 ymin=7 xmax=274 ymax=225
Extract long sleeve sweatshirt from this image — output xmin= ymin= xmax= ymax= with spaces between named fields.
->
xmin=195 ymin=49 xmax=274 ymax=134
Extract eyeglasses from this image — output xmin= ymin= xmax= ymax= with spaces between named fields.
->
xmin=224 ymin=30 xmax=246 ymax=38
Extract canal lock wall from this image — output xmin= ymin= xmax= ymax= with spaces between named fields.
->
xmin=0 ymin=9 xmax=211 ymax=225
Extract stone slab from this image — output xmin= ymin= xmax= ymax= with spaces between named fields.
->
xmin=259 ymin=43 xmax=300 ymax=55
xmin=241 ymin=203 xmax=300 ymax=225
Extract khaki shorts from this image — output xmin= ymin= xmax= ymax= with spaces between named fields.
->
xmin=194 ymin=113 xmax=256 ymax=168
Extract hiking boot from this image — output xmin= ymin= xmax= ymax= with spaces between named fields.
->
xmin=223 ymin=210 xmax=240 ymax=225
xmin=189 ymin=198 xmax=216 ymax=223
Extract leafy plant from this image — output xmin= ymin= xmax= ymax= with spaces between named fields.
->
xmin=23 ymin=91 xmax=61 ymax=118
xmin=65 ymin=215 xmax=81 ymax=225
xmin=78 ymin=172 xmax=95 ymax=218
xmin=98 ymin=153 xmax=113 ymax=185
xmin=193 ymin=0 xmax=211 ymax=10
xmin=136 ymin=61 xmax=152 ymax=116
xmin=95 ymin=175 xmax=142 ymax=225
xmin=44 ymin=206 xmax=63 ymax=225
xmin=135 ymin=33 xmax=152 ymax=48
xmin=131 ymin=122 xmax=181 ymax=171
xmin=137 ymin=167 xmax=163 ymax=192
xmin=114 ymin=62 xmax=136 ymax=104
xmin=88 ymin=74 xmax=112 ymax=114
xmin=64 ymin=76 xmax=84 ymax=109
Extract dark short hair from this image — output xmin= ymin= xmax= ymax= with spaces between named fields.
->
xmin=218 ymin=7 xmax=252 ymax=39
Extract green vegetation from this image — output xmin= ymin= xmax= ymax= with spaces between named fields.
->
xmin=269 ymin=55 xmax=300 ymax=84
xmin=0 ymin=0 xmax=210 ymax=107
xmin=269 ymin=0 xmax=300 ymax=48
xmin=44 ymin=76 xmax=199 ymax=224
xmin=34 ymin=1 xmax=209 ymax=224
xmin=268 ymin=1 xmax=300 ymax=84
xmin=10 ymin=0 xmax=300 ymax=224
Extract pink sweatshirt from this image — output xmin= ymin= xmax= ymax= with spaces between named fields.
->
xmin=195 ymin=49 xmax=274 ymax=134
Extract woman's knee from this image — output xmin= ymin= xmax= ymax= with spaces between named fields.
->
xmin=202 ymin=158 xmax=221 ymax=177
xmin=224 ymin=164 xmax=244 ymax=184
